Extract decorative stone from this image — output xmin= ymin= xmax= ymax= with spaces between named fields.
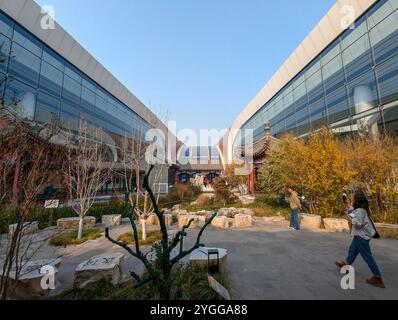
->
xmin=234 ymin=214 xmax=253 ymax=228
xmin=178 ymin=215 xmax=205 ymax=229
xmin=172 ymin=204 xmax=181 ymax=211
xmin=212 ymin=216 xmax=229 ymax=229
xmin=262 ymin=216 xmax=286 ymax=222
xmin=323 ymin=218 xmax=350 ymax=232
xmin=239 ymin=195 xmax=256 ymax=205
xmin=101 ymin=214 xmax=121 ymax=227
xmin=7 ymin=258 xmax=62 ymax=299
xmin=57 ymin=216 xmax=96 ymax=230
xmin=189 ymin=247 xmax=228 ymax=274
xmin=299 ymin=214 xmax=322 ymax=229
xmin=239 ymin=208 xmax=254 ymax=216
xmin=9 ymin=221 xmax=39 ymax=236
xmin=147 ymin=214 xmax=174 ymax=226
xmin=74 ymin=253 xmax=124 ymax=289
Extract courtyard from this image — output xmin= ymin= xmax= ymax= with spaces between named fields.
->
xmin=3 ymin=216 xmax=397 ymax=300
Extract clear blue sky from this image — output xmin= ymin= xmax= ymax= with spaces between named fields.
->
xmin=36 ymin=0 xmax=335 ymax=137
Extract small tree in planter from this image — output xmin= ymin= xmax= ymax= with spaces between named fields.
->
xmin=63 ymin=120 xmax=114 ymax=239
xmin=105 ymin=165 xmax=217 ymax=300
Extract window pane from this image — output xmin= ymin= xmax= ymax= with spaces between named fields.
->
xmin=81 ymin=86 xmax=96 ymax=114
xmin=4 ymin=79 xmax=36 ymax=120
xmin=347 ymin=70 xmax=379 ymax=116
xmin=341 ymin=17 xmax=367 ymax=50
xmin=376 ymin=54 xmax=398 ymax=105
xmin=9 ymin=42 xmax=40 ymax=87
xmin=42 ymin=47 xmax=64 ymax=71
xmin=62 ymin=75 xmax=81 ymax=105
xmin=64 ymin=62 xmax=82 ymax=83
xmin=321 ymin=40 xmax=340 ymax=65
xmin=0 ymin=12 xmax=14 ymax=38
xmin=39 ymin=61 xmax=63 ymax=97
xmin=370 ymin=10 xmax=398 ymax=64
xmin=35 ymin=91 xmax=60 ymax=124
xmin=367 ymin=0 xmax=398 ymax=29
xmin=326 ymin=87 xmax=349 ymax=124
xmin=342 ymin=35 xmax=373 ymax=81
xmin=13 ymin=25 xmax=42 ymax=57
xmin=0 ymin=34 xmax=11 ymax=74
xmin=82 ymin=75 xmax=97 ymax=92
xmin=323 ymin=54 xmax=345 ymax=94
xmin=60 ymin=100 xmax=79 ymax=130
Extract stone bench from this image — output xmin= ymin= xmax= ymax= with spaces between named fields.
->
xmin=189 ymin=247 xmax=228 ymax=274
xmin=375 ymin=223 xmax=398 ymax=239
xmin=211 ymin=216 xmax=229 ymax=229
xmin=74 ymin=253 xmax=124 ymax=289
xmin=323 ymin=218 xmax=350 ymax=232
xmin=234 ymin=214 xmax=253 ymax=228
xmin=299 ymin=214 xmax=322 ymax=229
xmin=57 ymin=216 xmax=96 ymax=230
xmin=9 ymin=221 xmax=39 ymax=236
xmin=101 ymin=214 xmax=121 ymax=227
xmin=7 ymin=258 xmax=62 ymax=299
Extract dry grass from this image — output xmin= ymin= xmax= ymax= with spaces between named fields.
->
xmin=49 ymin=228 xmax=103 ymax=246
xmin=117 ymin=229 xmax=161 ymax=246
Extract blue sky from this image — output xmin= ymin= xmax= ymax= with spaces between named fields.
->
xmin=36 ymin=0 xmax=335 ymax=137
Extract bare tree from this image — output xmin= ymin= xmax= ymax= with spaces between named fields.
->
xmin=63 ymin=120 xmax=114 ymax=239
xmin=106 ymin=165 xmax=217 ymax=300
xmin=0 ymin=116 xmax=63 ymax=299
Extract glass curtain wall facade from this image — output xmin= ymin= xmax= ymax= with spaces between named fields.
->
xmin=0 ymin=10 xmax=151 ymax=144
xmin=237 ymin=0 xmax=398 ymax=146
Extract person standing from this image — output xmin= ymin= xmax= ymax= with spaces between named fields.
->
xmin=288 ymin=187 xmax=301 ymax=231
xmin=335 ymin=191 xmax=385 ymax=288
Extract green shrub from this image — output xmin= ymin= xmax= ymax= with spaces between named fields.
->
xmin=117 ymin=230 xmax=161 ymax=246
xmin=54 ymin=263 xmax=228 ymax=300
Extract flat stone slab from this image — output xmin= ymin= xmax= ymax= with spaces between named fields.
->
xmin=218 ymin=207 xmax=253 ymax=218
xmin=101 ymin=214 xmax=121 ymax=227
xmin=190 ymin=247 xmax=228 ymax=274
xmin=323 ymin=218 xmax=350 ymax=232
xmin=57 ymin=216 xmax=96 ymax=230
xmin=74 ymin=253 xmax=124 ymax=289
xmin=212 ymin=216 xmax=229 ymax=229
xmin=9 ymin=221 xmax=39 ymax=236
xmin=299 ymin=214 xmax=322 ymax=229
xmin=7 ymin=258 xmax=62 ymax=299
xmin=234 ymin=214 xmax=253 ymax=228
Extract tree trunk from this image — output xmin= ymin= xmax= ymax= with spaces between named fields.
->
xmin=141 ymin=218 xmax=147 ymax=241
xmin=77 ymin=216 xmax=84 ymax=239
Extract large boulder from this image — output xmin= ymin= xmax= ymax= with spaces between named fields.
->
xmin=299 ymin=214 xmax=322 ymax=229
xmin=239 ymin=195 xmax=256 ymax=205
xmin=323 ymin=218 xmax=350 ymax=232
xmin=9 ymin=221 xmax=39 ymax=236
xmin=6 ymin=258 xmax=62 ymax=299
xmin=189 ymin=247 xmax=228 ymax=274
xmin=101 ymin=214 xmax=121 ymax=228
xmin=234 ymin=214 xmax=253 ymax=228
xmin=57 ymin=216 xmax=96 ymax=230
xmin=74 ymin=253 xmax=124 ymax=289
xmin=211 ymin=216 xmax=229 ymax=229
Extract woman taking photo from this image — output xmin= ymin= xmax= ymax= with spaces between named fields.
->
xmin=335 ymin=191 xmax=385 ymax=288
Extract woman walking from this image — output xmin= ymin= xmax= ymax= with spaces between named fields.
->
xmin=335 ymin=191 xmax=385 ymax=288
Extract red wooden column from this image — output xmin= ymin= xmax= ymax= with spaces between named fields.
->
xmin=247 ymin=163 xmax=255 ymax=195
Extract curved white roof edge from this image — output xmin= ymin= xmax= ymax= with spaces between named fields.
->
xmin=0 ymin=0 xmax=170 ymax=134
xmin=225 ymin=0 xmax=378 ymax=162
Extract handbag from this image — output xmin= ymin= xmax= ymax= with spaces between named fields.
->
xmin=366 ymin=209 xmax=381 ymax=239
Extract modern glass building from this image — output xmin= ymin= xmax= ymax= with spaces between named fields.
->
xmin=0 ymin=0 xmax=172 ymax=194
xmin=230 ymin=0 xmax=398 ymax=151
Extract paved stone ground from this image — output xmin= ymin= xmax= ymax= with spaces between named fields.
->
xmin=2 ymin=217 xmax=398 ymax=299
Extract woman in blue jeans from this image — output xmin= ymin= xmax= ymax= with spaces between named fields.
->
xmin=335 ymin=191 xmax=385 ymax=288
